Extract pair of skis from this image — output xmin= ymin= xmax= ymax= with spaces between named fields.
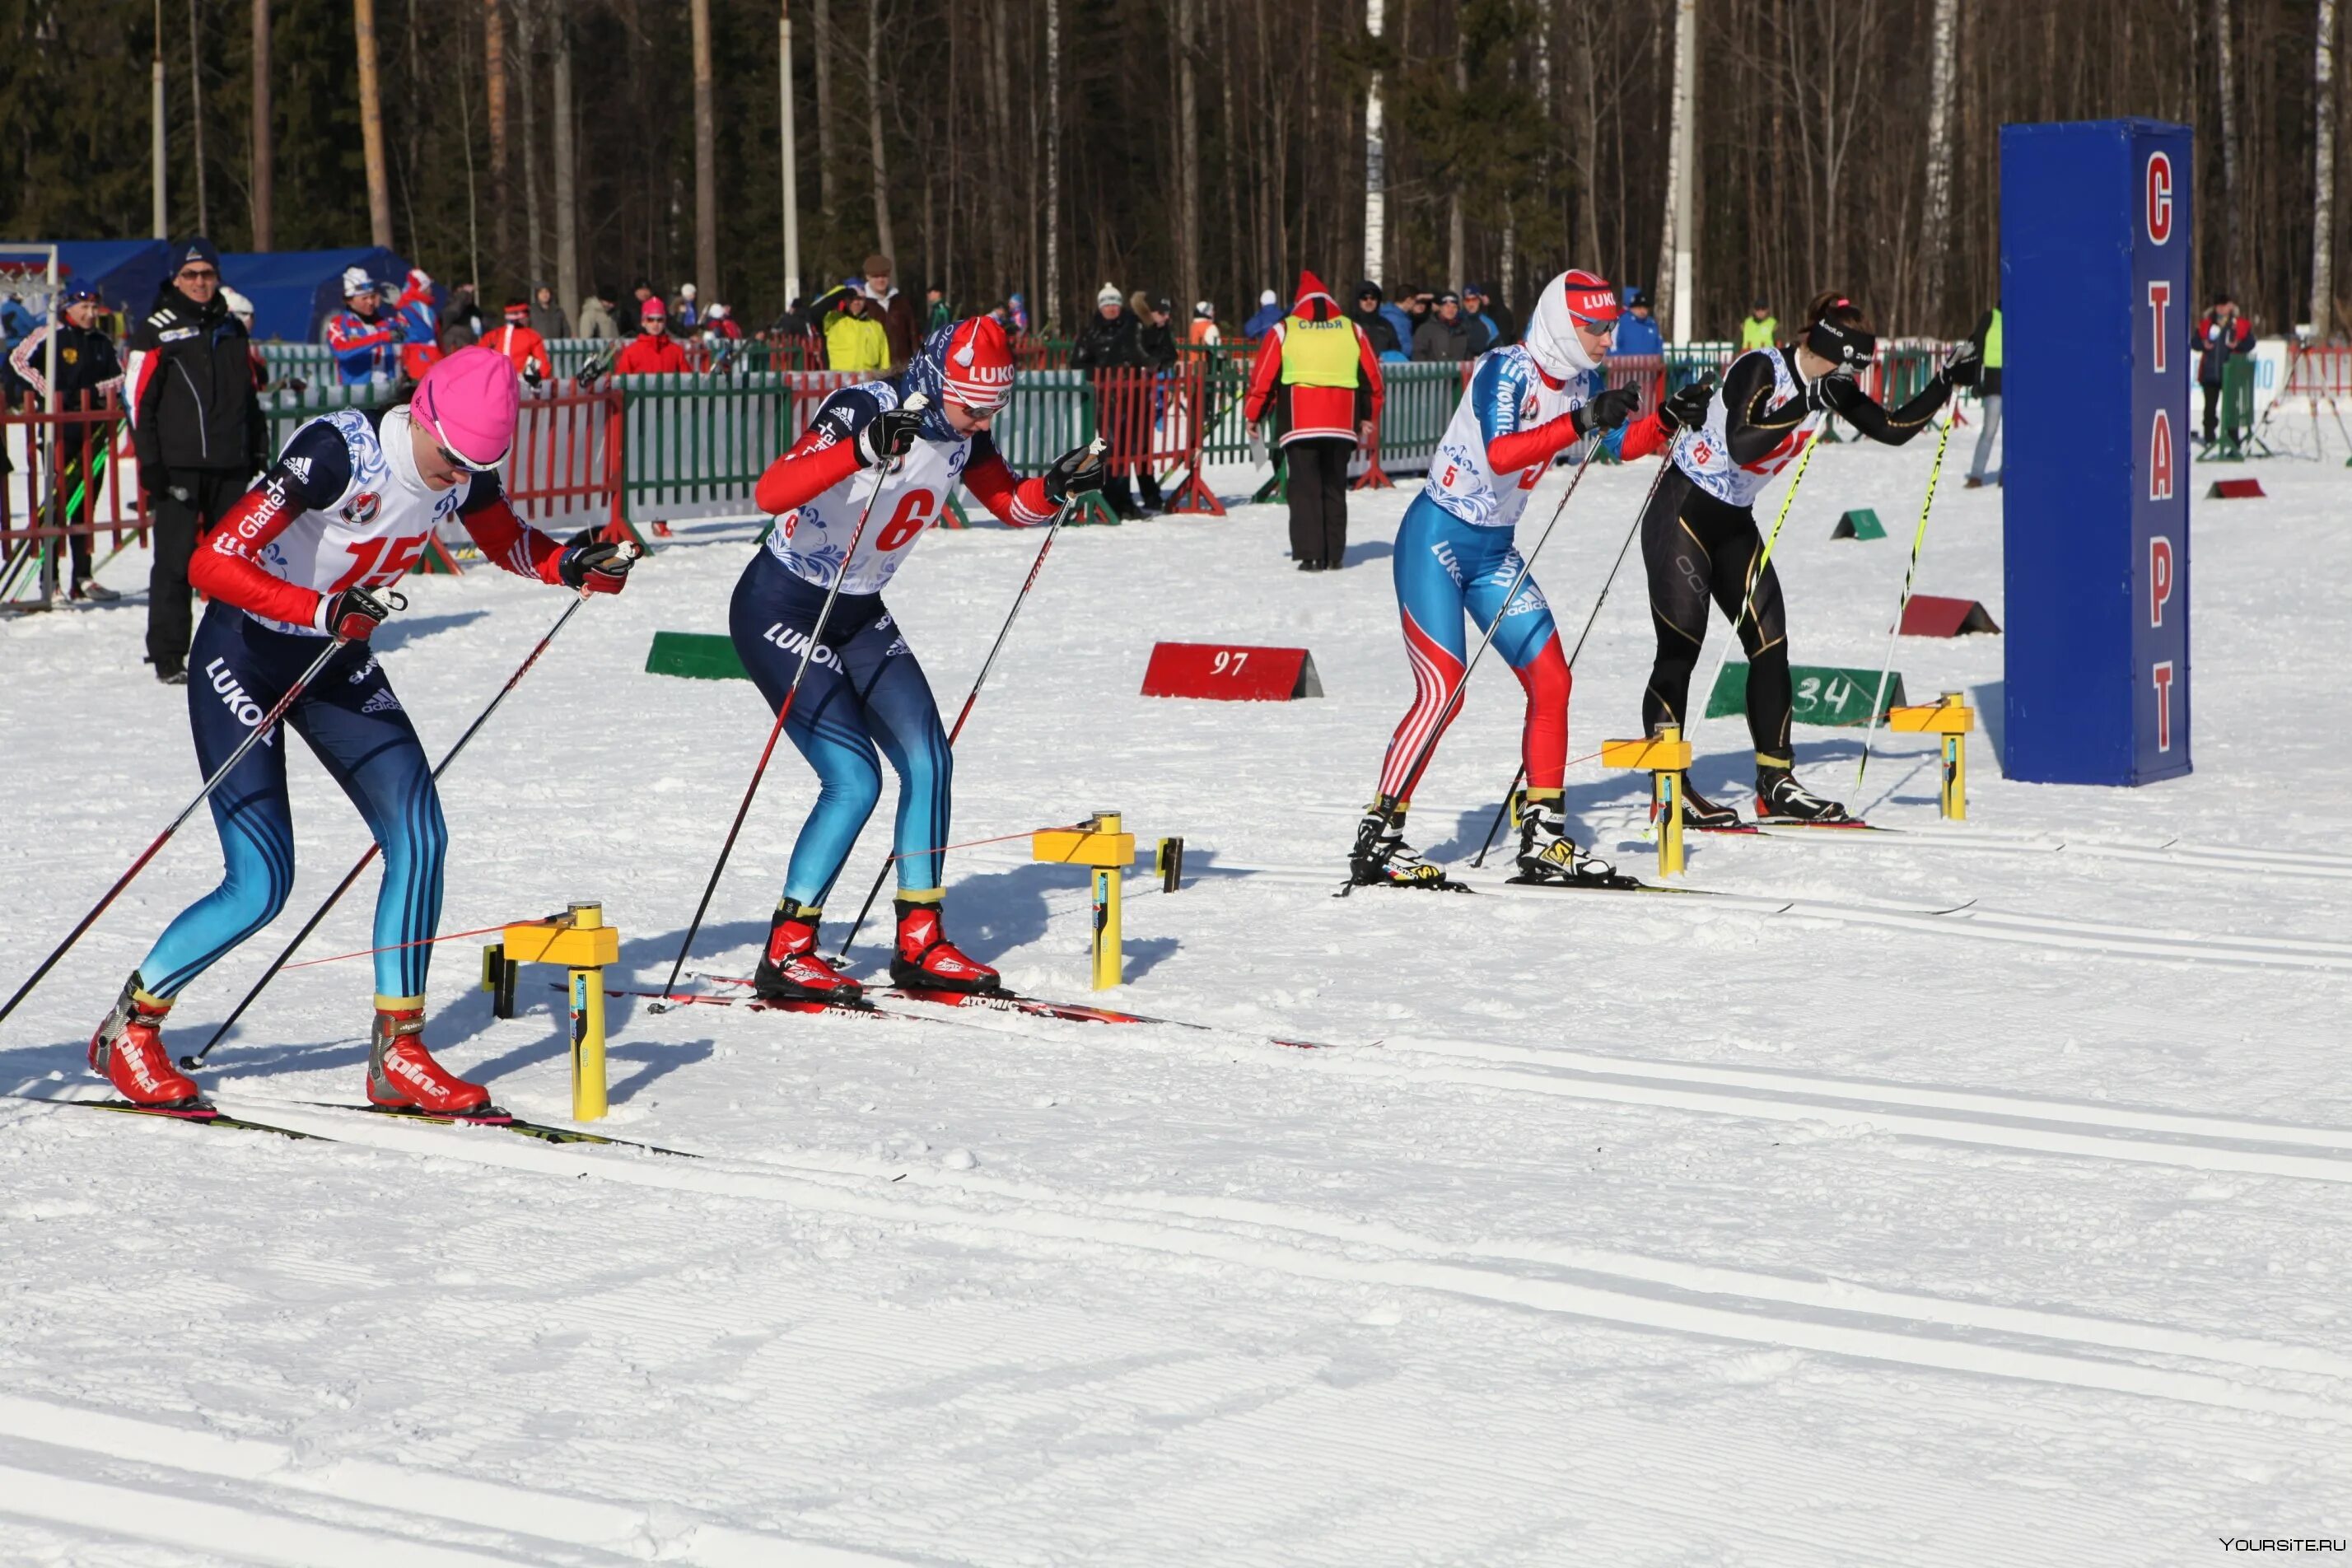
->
xmin=12 ymin=1089 xmax=692 ymax=1154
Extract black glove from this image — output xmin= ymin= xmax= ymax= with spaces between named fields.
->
xmin=855 ymin=405 xmax=925 ymax=466
xmin=1572 ymin=385 xmax=1642 ymax=436
xmin=1042 ymin=442 xmax=1107 ymax=507
xmin=523 ymin=363 xmax=544 ymax=389
xmin=1659 ymin=376 xmax=1715 ymax=432
xmin=320 ymin=584 xmax=394 ymax=642
xmin=558 ymin=538 xmax=637 ymax=595
xmin=1941 ymin=335 xmax=1984 ymax=389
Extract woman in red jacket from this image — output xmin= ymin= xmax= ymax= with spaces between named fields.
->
xmin=1243 ymin=270 xmax=1384 ymax=572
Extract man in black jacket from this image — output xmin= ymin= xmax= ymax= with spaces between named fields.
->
xmin=1351 ymin=282 xmax=1402 ymax=357
xmin=124 ymin=237 xmax=266 ymax=684
xmin=1071 ymin=284 xmax=1150 ymax=518
xmin=6 ymin=282 xmax=125 ymax=601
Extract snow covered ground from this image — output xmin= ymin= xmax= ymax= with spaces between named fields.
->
xmin=2 ymin=424 xmax=2348 ymax=1566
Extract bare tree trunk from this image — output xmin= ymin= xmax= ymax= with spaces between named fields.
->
xmin=355 ymin=0 xmax=394 ymax=248
xmin=692 ymin=0 xmax=718 ymax=305
xmin=1657 ymin=0 xmax=1695 ymax=339
xmin=1921 ymin=0 xmax=1958 ymax=325
xmin=2315 ymin=0 xmax=2339 ymax=336
xmin=1448 ymin=37 xmax=1465 ymax=289
xmin=518 ymin=0 xmax=546 ymax=290
xmin=250 ymin=0 xmax=271 ymax=249
xmin=781 ymin=0 xmax=802 ymax=305
xmin=815 ymin=0 xmax=838 ymax=220
xmin=485 ymin=0 xmax=511 ymax=287
xmin=1175 ymin=0 xmax=1200 ymax=312
xmin=2216 ymin=0 xmax=2245 ymax=292
xmin=1044 ymin=0 xmax=1062 ymax=328
xmin=189 ymin=0 xmax=209 ymax=236
xmin=553 ymin=0 xmax=579 ymax=319
xmin=866 ymin=0 xmax=894 ymax=261
xmin=987 ymin=0 xmax=1012 ymax=297
xmin=1363 ymin=0 xmax=1385 ymax=286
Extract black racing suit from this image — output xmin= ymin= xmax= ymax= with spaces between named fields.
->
xmin=1639 ymin=348 xmax=1952 ymax=768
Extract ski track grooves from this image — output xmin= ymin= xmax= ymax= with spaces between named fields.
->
xmin=0 ymin=1393 xmax=940 ymax=1568
xmin=38 ymin=1094 xmax=2352 ymax=1427
xmin=1176 ymin=855 xmax=2352 ymax=972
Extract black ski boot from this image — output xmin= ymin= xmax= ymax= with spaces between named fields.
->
xmin=1755 ymin=765 xmax=1853 ymax=824
xmin=1347 ymin=804 xmax=1458 ymax=890
xmin=1512 ymin=793 xmax=1640 ymax=889
xmin=1679 ymin=781 xmax=1746 ymax=831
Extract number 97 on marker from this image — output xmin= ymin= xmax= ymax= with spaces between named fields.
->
xmin=1141 ymin=642 xmax=1324 ymax=702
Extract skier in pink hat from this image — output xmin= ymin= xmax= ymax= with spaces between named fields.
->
xmin=86 ymin=346 xmax=639 ymax=1115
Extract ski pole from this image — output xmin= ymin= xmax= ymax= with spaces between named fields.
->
xmin=1469 ymin=453 xmax=1677 ymax=869
xmin=656 ymin=395 xmax=927 ymax=1000
xmin=1686 ymin=432 xmax=1818 ymax=744
xmin=0 ymin=626 xmax=361 ymax=1029
xmin=1374 ymin=430 xmax=1602 ymax=833
xmin=177 ymin=572 xmax=626 ymax=1071
xmin=830 ymin=436 xmax=1107 ymax=964
xmin=1853 ymin=415 xmax=1953 ymax=789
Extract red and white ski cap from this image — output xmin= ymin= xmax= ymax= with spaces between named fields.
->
xmin=1559 ymin=269 xmax=1621 ymax=327
xmin=941 ymin=315 xmax=1016 ymax=413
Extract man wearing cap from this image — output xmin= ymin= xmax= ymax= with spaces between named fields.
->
xmin=1461 ymin=286 xmax=1507 ymax=350
xmin=1071 ymin=284 xmax=1151 ymax=517
xmin=488 ymin=300 xmax=553 ymax=385
xmin=1611 ymin=287 xmax=1664 ymax=357
xmin=858 ymin=254 xmax=922 ymax=367
xmin=1243 ymin=269 xmax=1385 ymax=572
xmin=1741 ymin=297 xmax=1779 ymax=352
xmin=83 ymin=345 xmax=637 ymax=1116
xmin=324 ymin=267 xmax=401 ymax=386
xmin=1350 ymin=282 xmax=1402 ymax=358
xmin=614 ymin=296 xmax=688 ymax=375
xmin=10 ymin=281 xmax=125 ymax=600
xmin=124 ymin=238 xmax=268 ymax=682
xmin=731 ymin=316 xmax=1106 ymax=1005
xmin=1411 ymin=292 xmax=1478 ymax=362
xmin=1242 ymin=288 xmax=1286 ymax=341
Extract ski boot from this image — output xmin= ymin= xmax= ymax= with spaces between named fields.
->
xmin=889 ymin=898 xmax=1001 ymax=994
xmin=1755 ymin=764 xmax=1853 ymax=824
xmin=1514 ymin=793 xmax=1639 ymax=889
xmin=89 ymin=973 xmax=202 ymax=1108
xmin=366 ymin=998 xmax=493 ymax=1114
xmin=1678 ymin=781 xmax=1746 ymax=832
xmin=1347 ymin=802 xmax=1456 ymax=889
xmin=752 ymin=903 xmax=865 ymax=1004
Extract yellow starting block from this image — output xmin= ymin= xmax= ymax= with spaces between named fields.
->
xmin=482 ymin=902 xmax=622 ymax=1121
xmin=1601 ymin=726 xmax=1695 ymax=877
xmin=1887 ymin=691 xmax=1976 ymax=819
xmin=1032 ymin=813 xmax=1183 ymax=990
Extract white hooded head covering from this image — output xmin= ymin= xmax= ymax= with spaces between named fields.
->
xmin=1523 ymin=269 xmax=1622 ymax=380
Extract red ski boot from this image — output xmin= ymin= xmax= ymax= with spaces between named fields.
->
xmin=889 ymin=898 xmax=1001 ymax=994
xmin=89 ymin=973 xmax=202 ymax=1108
xmin=752 ymin=903 xmax=864 ymax=1003
xmin=366 ymin=998 xmax=493 ymax=1114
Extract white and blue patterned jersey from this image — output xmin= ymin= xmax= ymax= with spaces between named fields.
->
xmin=1419 ymin=346 xmax=1627 ymax=530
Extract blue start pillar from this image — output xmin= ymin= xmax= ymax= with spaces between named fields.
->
xmin=2000 ymin=119 xmax=2193 ymax=786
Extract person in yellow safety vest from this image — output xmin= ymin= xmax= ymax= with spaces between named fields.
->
xmin=1242 ymin=268 xmax=1385 ymax=571
xmin=1965 ymin=306 xmax=2003 ymax=488
xmin=820 ymin=287 xmax=891 ymax=373
xmin=1740 ymin=297 xmax=1778 ymax=351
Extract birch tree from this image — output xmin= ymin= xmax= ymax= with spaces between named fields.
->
xmin=1921 ymin=0 xmax=1958 ymax=321
xmin=2314 ymin=0 xmax=2338 ymax=335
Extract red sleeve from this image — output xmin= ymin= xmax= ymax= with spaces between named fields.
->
xmin=1485 ymin=412 xmax=1580 ymax=474
xmin=455 ymin=492 xmax=568 ymax=583
xmin=188 ymin=478 xmax=326 ymax=628
xmin=1244 ymin=328 xmax=1284 ymax=424
xmin=1356 ymin=327 xmax=1384 ymax=423
xmin=962 ymin=447 xmax=1055 ymax=527
xmin=325 ymin=315 xmax=395 ymax=354
xmin=754 ymin=425 xmax=863 ymax=516
xmin=1617 ymin=410 xmax=1669 ymax=462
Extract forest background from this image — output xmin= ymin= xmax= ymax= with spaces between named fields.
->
xmin=0 ymin=0 xmax=2340 ymax=340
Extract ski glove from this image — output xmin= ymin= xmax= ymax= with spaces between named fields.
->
xmin=1658 ymin=376 xmax=1716 ymax=432
xmin=558 ymin=538 xmax=637 ymax=595
xmin=1572 ymin=385 xmax=1642 ymax=436
xmin=855 ymin=406 xmax=926 ymax=467
xmin=1940 ymin=335 xmax=1985 ymax=389
xmin=319 ymin=584 xmax=395 ymax=642
xmin=1043 ymin=442 xmax=1108 ymax=506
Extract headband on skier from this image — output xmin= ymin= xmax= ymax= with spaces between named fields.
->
xmin=1805 ymin=302 xmax=1875 ymax=377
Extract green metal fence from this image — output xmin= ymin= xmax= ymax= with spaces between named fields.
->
xmin=618 ymin=372 xmax=792 ymax=521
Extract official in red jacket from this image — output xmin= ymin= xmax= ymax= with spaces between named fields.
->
xmin=1244 ymin=270 xmax=1385 ymax=571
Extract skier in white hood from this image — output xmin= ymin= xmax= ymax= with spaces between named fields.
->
xmin=1346 ymin=268 xmax=1712 ymax=892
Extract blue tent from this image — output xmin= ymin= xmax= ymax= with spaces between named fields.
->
xmin=0 ymin=240 xmax=173 ymax=316
xmin=217 ymin=246 xmax=436 ymax=343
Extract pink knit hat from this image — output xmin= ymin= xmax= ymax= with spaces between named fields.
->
xmin=412 ymin=346 xmax=519 ymax=471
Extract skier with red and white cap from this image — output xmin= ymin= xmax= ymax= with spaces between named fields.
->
xmin=1348 ymin=268 xmax=1711 ymax=890
xmin=86 ymin=346 xmax=637 ymax=1112
xmin=730 ymin=316 xmax=1104 ymax=1003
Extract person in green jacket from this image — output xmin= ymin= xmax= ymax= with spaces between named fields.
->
xmin=1965 ymin=306 xmax=2003 ymax=488
xmin=1740 ymin=297 xmax=1778 ymax=351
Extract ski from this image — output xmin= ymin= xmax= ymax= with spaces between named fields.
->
xmin=7 ymin=1091 xmax=325 ymax=1141
xmin=1501 ymin=873 xmax=1719 ymax=898
xmin=683 ymin=975 xmax=1337 ymax=1052
xmin=250 ymin=1099 xmax=696 ymax=1156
